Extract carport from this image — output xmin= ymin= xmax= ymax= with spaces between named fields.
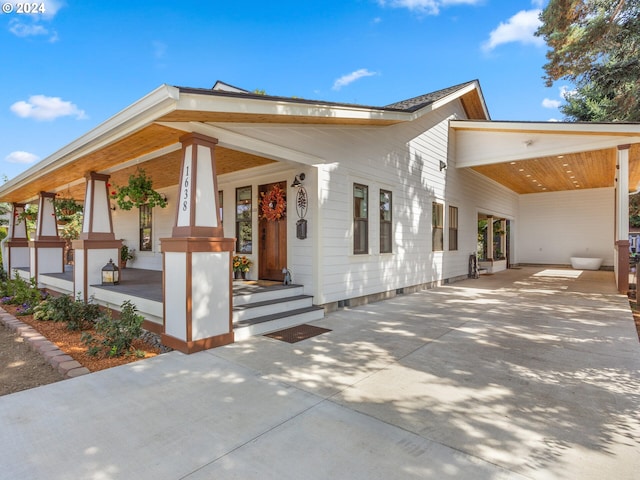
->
xmin=451 ymin=120 xmax=640 ymax=293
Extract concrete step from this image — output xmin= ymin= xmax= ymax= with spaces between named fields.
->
xmin=233 ymin=295 xmax=314 ymax=323
xmin=233 ymin=283 xmax=305 ymax=306
xmin=233 ymin=306 xmax=325 ymax=341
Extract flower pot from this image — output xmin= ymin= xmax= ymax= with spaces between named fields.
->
xmin=234 ymin=271 xmax=241 ymax=279
xmin=241 ymin=271 xmax=247 ymax=280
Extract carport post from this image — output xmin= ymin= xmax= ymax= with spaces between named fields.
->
xmin=615 ymin=145 xmax=630 ymax=293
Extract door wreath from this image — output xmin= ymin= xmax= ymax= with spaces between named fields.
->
xmin=260 ymin=184 xmax=286 ymax=221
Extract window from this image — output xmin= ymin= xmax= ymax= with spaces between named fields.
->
xmin=432 ymin=202 xmax=443 ymax=251
xmin=139 ymin=204 xmax=152 ymax=251
xmin=353 ymin=184 xmax=368 ymax=254
xmin=448 ymin=206 xmax=458 ymax=251
xmin=236 ymin=186 xmax=252 ymax=253
xmin=218 ymin=190 xmax=223 ymax=227
xmin=380 ymin=189 xmax=392 ymax=253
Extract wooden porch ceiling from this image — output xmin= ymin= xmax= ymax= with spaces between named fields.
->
xmin=1 ymin=123 xmax=276 ymax=203
xmin=471 ymin=144 xmax=640 ymax=194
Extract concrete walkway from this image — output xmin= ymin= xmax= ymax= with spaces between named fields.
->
xmin=1 ymin=267 xmax=639 ymax=479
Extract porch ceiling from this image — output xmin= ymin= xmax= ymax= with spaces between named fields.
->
xmin=0 ymin=123 xmax=276 ymax=203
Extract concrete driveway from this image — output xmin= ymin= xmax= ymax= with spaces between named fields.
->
xmin=1 ymin=267 xmax=639 ymax=479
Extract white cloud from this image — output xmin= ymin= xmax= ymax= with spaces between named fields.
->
xmin=547 ymin=118 xmax=560 ymax=122
xmin=560 ymin=85 xmax=577 ymax=99
xmin=531 ymin=0 xmax=547 ymax=8
xmin=482 ymin=9 xmax=544 ymax=51
xmin=10 ymin=95 xmax=87 ymax=121
xmin=5 ymin=151 xmax=40 ymax=164
xmin=7 ymin=1 xmax=64 ymax=40
xmin=332 ymin=69 xmax=378 ymax=91
xmin=378 ymin=0 xmax=482 ymax=15
xmin=542 ymin=98 xmax=561 ymax=109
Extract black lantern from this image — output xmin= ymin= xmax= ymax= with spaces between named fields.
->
xmin=101 ymin=259 xmax=120 ymax=285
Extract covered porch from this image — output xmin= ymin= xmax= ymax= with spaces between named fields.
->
xmin=37 ymin=266 xmax=322 ymax=341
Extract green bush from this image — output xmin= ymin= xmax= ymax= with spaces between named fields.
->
xmin=0 ymin=274 xmax=45 ymax=315
xmin=82 ymin=300 xmax=144 ymax=357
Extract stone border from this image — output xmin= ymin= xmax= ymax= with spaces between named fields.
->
xmin=0 ymin=307 xmax=90 ymax=378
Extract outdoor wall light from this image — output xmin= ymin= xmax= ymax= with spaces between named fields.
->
xmin=101 ymin=259 xmax=120 ymax=285
xmin=291 ymin=173 xmax=306 ymax=188
xmin=439 ymin=160 xmax=447 ymax=171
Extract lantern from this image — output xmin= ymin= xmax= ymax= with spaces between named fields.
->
xmin=101 ymin=259 xmax=120 ymax=285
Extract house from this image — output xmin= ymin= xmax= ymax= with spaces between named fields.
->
xmin=1 ymin=80 xmax=638 ymax=353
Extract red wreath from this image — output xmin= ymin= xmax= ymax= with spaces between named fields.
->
xmin=260 ymin=185 xmax=286 ymax=221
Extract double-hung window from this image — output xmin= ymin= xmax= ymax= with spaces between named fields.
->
xmin=139 ymin=204 xmax=152 ymax=251
xmin=380 ymin=189 xmax=392 ymax=253
xmin=353 ymin=184 xmax=368 ymax=254
xmin=449 ymin=206 xmax=458 ymax=251
xmin=432 ymin=202 xmax=444 ymax=251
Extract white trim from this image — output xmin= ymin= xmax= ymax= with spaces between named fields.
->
xmin=0 ymin=85 xmax=180 ymax=198
xmin=156 ymin=121 xmax=325 ymax=165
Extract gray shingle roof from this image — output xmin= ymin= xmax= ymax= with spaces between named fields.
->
xmin=176 ymin=79 xmax=479 ymax=113
xmin=385 ymin=80 xmax=478 ymax=112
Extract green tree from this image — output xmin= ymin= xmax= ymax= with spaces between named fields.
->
xmin=536 ymin=0 xmax=640 ymax=121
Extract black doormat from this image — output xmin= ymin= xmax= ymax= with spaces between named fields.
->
xmin=264 ymin=324 xmax=332 ymax=343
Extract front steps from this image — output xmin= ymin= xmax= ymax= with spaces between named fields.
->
xmin=232 ymin=282 xmax=324 ymax=340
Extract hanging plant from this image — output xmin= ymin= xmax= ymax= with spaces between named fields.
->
xmin=54 ymin=197 xmax=83 ymax=223
xmin=17 ymin=205 xmax=38 ymax=223
xmin=110 ymin=168 xmax=167 ymax=211
xmin=260 ymin=184 xmax=286 ymax=221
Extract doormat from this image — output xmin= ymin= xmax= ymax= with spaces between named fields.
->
xmin=264 ymin=324 xmax=332 ymax=343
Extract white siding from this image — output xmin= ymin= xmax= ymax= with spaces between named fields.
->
xmin=517 ymin=188 xmax=614 ymax=266
xmin=313 ymin=101 xmax=520 ymax=304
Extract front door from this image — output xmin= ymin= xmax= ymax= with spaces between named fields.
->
xmin=259 ymin=181 xmax=287 ymax=281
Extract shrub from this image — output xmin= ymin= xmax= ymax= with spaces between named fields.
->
xmin=82 ymin=300 xmax=144 ymax=357
xmin=0 ymin=274 xmax=45 ymax=314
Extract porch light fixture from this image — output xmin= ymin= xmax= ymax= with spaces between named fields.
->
xmin=291 ymin=173 xmax=306 ymax=188
xmin=101 ymin=259 xmax=120 ymax=285
xmin=439 ymin=160 xmax=447 ymax=171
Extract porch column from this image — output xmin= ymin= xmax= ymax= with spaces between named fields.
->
xmin=5 ymin=203 xmax=30 ymax=278
xmin=161 ymin=132 xmax=235 ymax=354
xmin=615 ymin=145 xmax=630 ymax=293
xmin=29 ymin=192 xmax=65 ymax=283
xmin=72 ymin=172 xmax=121 ymax=300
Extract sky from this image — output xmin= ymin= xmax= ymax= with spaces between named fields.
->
xmin=0 ymin=0 xmax=565 ymax=181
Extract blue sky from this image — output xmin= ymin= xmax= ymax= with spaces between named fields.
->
xmin=1 ymin=0 xmax=563 ymax=181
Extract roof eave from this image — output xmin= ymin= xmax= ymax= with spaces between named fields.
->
xmin=0 ymin=84 xmax=180 ymax=201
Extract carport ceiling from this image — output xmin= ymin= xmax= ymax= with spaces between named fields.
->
xmin=471 ymin=147 xmax=622 ymax=194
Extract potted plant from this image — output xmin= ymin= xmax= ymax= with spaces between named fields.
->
xmin=232 ymin=255 xmax=253 ymax=279
xmin=54 ymin=197 xmax=83 ymax=224
xmin=110 ymin=168 xmax=168 ymax=210
xmin=120 ymin=245 xmax=136 ymax=269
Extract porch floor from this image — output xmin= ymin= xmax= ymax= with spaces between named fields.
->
xmin=87 ymin=268 xmax=292 ymax=303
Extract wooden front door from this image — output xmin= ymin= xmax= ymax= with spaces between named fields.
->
xmin=259 ymin=181 xmax=287 ymax=281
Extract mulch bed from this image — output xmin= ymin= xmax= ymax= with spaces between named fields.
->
xmin=264 ymin=324 xmax=332 ymax=343
xmin=1 ymin=304 xmax=161 ymax=372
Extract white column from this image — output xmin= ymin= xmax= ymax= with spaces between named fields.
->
xmin=615 ymin=145 xmax=630 ymax=293
xmin=161 ymin=133 xmax=235 ymax=354
xmin=29 ymin=192 xmax=65 ymax=282
xmin=5 ymin=203 xmax=29 ymax=278
xmin=72 ymin=172 xmax=121 ymax=300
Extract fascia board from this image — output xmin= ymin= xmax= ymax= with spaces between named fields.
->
xmin=0 ymin=84 xmax=180 ymax=197
xmin=451 ymin=119 xmax=640 ymax=135
xmin=175 ymin=92 xmax=409 ymax=123
xmin=156 ymin=121 xmax=325 ymax=166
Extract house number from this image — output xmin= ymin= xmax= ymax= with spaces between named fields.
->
xmin=182 ymin=165 xmax=190 ymax=212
